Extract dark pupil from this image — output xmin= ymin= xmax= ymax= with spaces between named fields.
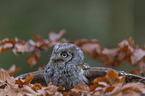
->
xmin=62 ymin=52 xmax=67 ymax=57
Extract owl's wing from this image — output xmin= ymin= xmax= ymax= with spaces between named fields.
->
xmin=83 ymin=67 xmax=145 ymax=84
xmin=15 ymin=70 xmax=47 ymax=86
xmin=83 ymin=67 xmax=116 ymax=82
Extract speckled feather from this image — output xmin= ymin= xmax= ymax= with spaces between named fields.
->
xmin=43 ymin=43 xmax=88 ymax=90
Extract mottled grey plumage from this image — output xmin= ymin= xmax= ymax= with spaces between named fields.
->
xmin=43 ymin=43 xmax=88 ymax=90
xmin=16 ymin=43 xmax=145 ymax=91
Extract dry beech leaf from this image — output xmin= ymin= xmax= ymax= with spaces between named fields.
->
xmin=0 ymin=71 xmax=11 ymax=85
xmin=0 ymin=65 xmax=21 ymax=76
xmin=9 ymin=67 xmax=21 ymax=76
xmin=122 ymin=82 xmax=145 ymax=94
xmin=0 ymin=38 xmax=15 ymax=53
xmin=104 ymin=86 xmax=115 ymax=94
xmin=0 ymin=43 xmax=13 ymax=53
xmin=0 ymin=71 xmax=17 ymax=96
xmin=7 ymin=65 xmax=21 ymax=76
xmin=89 ymin=83 xmax=105 ymax=91
xmin=47 ymin=82 xmax=53 ymax=87
xmin=15 ymin=78 xmax=24 ymax=87
xmin=121 ymin=91 xmax=141 ymax=96
xmin=91 ymin=91 xmax=101 ymax=96
xmin=4 ymin=85 xmax=18 ymax=96
xmin=104 ymin=83 xmax=122 ymax=96
xmin=45 ymin=85 xmax=58 ymax=95
xmin=12 ymin=44 xmax=29 ymax=54
xmin=26 ymin=49 xmax=40 ymax=67
xmin=106 ymin=70 xmax=119 ymax=84
xmin=128 ymin=37 xmax=135 ymax=47
xmin=57 ymin=86 xmax=65 ymax=91
xmin=49 ymin=29 xmax=66 ymax=42
xmin=23 ymin=73 xmax=34 ymax=85
xmin=131 ymin=49 xmax=145 ymax=64
xmin=7 ymin=65 xmax=17 ymax=74
xmin=32 ymin=83 xmax=42 ymax=91
xmin=54 ymin=92 xmax=63 ymax=96
xmin=75 ymin=39 xmax=101 ymax=59
xmin=32 ymin=34 xmax=44 ymax=42
xmin=92 ymin=77 xmax=109 ymax=84
xmin=0 ymin=38 xmax=15 ymax=45
xmin=71 ymin=84 xmax=89 ymax=93
xmin=33 ymin=83 xmax=42 ymax=89
xmin=15 ymin=37 xmax=24 ymax=44
xmin=20 ymin=85 xmax=40 ymax=96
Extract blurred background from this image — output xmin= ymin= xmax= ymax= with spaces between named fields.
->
xmin=0 ymin=0 xmax=145 ymax=76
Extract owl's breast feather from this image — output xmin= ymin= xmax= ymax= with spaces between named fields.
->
xmin=44 ymin=65 xmax=88 ymax=90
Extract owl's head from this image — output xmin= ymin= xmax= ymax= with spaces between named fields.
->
xmin=49 ymin=43 xmax=84 ymax=65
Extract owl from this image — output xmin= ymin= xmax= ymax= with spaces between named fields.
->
xmin=16 ymin=43 xmax=145 ymax=91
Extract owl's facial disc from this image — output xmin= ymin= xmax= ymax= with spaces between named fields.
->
xmin=51 ymin=51 xmax=71 ymax=63
xmin=50 ymin=43 xmax=84 ymax=65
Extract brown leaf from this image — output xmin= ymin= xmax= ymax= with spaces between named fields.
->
xmin=104 ymin=83 xmax=122 ymax=96
xmin=12 ymin=43 xmax=30 ymax=54
xmin=9 ymin=68 xmax=21 ymax=76
xmin=47 ymin=82 xmax=53 ymax=87
xmin=20 ymin=85 xmax=40 ymax=95
xmin=0 ymin=43 xmax=14 ymax=53
xmin=92 ymin=77 xmax=109 ymax=84
xmin=104 ymin=86 xmax=115 ymax=93
xmin=89 ymin=83 xmax=105 ymax=91
xmin=34 ymin=83 xmax=42 ymax=89
xmin=23 ymin=73 xmax=34 ymax=85
xmin=0 ymin=71 xmax=11 ymax=85
xmin=131 ymin=49 xmax=145 ymax=64
xmin=71 ymin=84 xmax=89 ymax=93
xmin=91 ymin=91 xmax=101 ymax=96
xmin=32 ymin=35 xmax=44 ymax=42
xmin=57 ymin=86 xmax=65 ymax=91
xmin=26 ymin=49 xmax=40 ymax=67
xmin=49 ymin=29 xmax=66 ymax=42
xmin=122 ymin=82 xmax=145 ymax=94
xmin=0 ymin=38 xmax=15 ymax=45
xmin=0 ymin=38 xmax=15 ymax=53
xmin=4 ymin=85 xmax=18 ymax=96
xmin=32 ymin=83 xmax=42 ymax=91
xmin=15 ymin=78 xmax=24 ymax=87
xmin=7 ymin=65 xmax=21 ymax=76
xmin=120 ymin=76 xmax=126 ymax=84
xmin=106 ymin=70 xmax=119 ymax=84
xmin=121 ymin=91 xmax=141 ymax=96
xmin=75 ymin=39 xmax=101 ymax=59
xmin=15 ymin=37 xmax=25 ymax=44
xmin=128 ymin=37 xmax=135 ymax=47
xmin=45 ymin=85 xmax=58 ymax=95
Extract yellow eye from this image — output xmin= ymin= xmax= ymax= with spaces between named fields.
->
xmin=61 ymin=52 xmax=68 ymax=58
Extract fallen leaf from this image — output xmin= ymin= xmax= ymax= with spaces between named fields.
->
xmin=131 ymin=49 xmax=145 ymax=64
xmin=71 ymin=84 xmax=89 ymax=93
xmin=23 ymin=73 xmax=34 ymax=85
xmin=26 ymin=49 xmax=40 ymax=67
xmin=106 ymin=70 xmax=119 ymax=84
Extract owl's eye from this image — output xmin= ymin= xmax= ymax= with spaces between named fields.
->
xmin=61 ymin=51 xmax=68 ymax=58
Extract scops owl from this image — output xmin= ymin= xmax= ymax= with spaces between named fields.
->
xmin=16 ymin=43 xmax=145 ymax=91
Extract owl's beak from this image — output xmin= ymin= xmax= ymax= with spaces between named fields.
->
xmin=51 ymin=55 xmax=63 ymax=63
